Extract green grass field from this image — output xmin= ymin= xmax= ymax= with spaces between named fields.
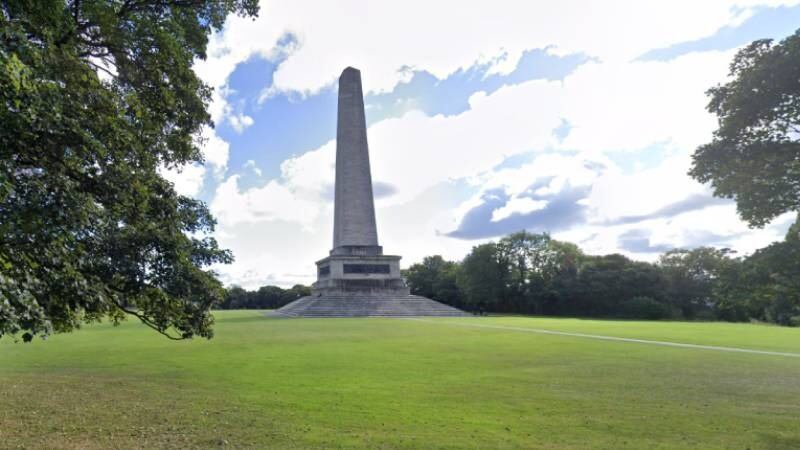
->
xmin=2 ymin=311 xmax=800 ymax=449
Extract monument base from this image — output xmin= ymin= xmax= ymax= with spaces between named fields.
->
xmin=312 ymin=253 xmax=408 ymax=295
xmin=275 ymin=294 xmax=469 ymax=318
xmin=275 ymin=251 xmax=468 ymax=317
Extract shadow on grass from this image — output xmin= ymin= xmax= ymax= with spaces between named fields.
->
xmin=758 ymin=433 xmax=800 ymax=450
xmin=213 ymin=313 xmax=273 ymax=324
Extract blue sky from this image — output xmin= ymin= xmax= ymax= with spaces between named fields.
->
xmin=164 ymin=1 xmax=800 ymax=288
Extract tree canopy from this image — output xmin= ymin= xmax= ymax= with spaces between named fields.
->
xmin=1 ymin=0 xmax=258 ymax=341
xmin=690 ymin=30 xmax=800 ymax=227
xmin=404 ymin=230 xmax=799 ymax=326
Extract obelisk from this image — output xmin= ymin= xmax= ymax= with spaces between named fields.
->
xmin=275 ymin=67 xmax=467 ymax=317
xmin=332 ymin=67 xmax=380 ymax=254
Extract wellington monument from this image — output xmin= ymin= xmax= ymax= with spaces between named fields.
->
xmin=277 ymin=67 xmax=467 ymax=317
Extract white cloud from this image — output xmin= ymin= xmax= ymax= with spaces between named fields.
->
xmin=198 ymin=126 xmax=230 ymax=174
xmin=159 ymin=163 xmax=206 ymax=197
xmin=228 ymin=113 xmax=254 ymax=133
xmin=208 ymin=49 xmax=748 ymax=285
xmin=211 ymin=175 xmax=323 ymax=229
xmin=491 ymin=198 xmax=548 ymax=222
xmin=587 ymin=153 xmax=702 ymax=222
xmin=557 ymin=51 xmax=733 ymax=153
xmin=244 ymin=160 xmax=263 ymax=176
xmin=199 ymin=1 xmax=800 ymax=286
xmin=202 ymin=0 xmax=798 ymax=99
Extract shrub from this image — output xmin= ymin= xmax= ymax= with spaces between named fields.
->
xmin=619 ymin=296 xmax=673 ymax=320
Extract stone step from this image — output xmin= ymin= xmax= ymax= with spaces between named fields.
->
xmin=276 ymin=295 xmax=468 ymax=318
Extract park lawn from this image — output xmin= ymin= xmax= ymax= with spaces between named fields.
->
xmin=429 ymin=315 xmax=800 ymax=353
xmin=1 ymin=311 xmax=799 ymax=449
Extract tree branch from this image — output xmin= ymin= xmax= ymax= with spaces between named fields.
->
xmin=112 ymin=300 xmax=185 ymax=340
xmin=87 ymin=60 xmax=117 ymax=80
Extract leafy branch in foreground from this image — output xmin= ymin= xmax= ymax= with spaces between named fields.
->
xmin=1 ymin=0 xmax=258 ymax=341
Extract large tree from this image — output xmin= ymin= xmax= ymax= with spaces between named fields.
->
xmin=1 ymin=0 xmax=258 ymax=341
xmin=457 ymin=243 xmax=507 ymax=311
xmin=496 ymin=231 xmax=578 ymax=314
xmin=690 ymin=31 xmax=800 ymax=227
xmin=658 ymin=247 xmax=735 ymax=318
xmin=403 ymin=255 xmax=463 ymax=307
xmin=721 ymin=223 xmax=800 ymax=325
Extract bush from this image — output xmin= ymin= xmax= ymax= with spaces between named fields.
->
xmin=694 ymin=309 xmax=717 ymax=321
xmin=619 ymin=296 xmax=673 ymax=320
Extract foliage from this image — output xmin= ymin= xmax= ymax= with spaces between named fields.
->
xmin=454 ymin=234 xmax=667 ymax=318
xmin=732 ymin=219 xmax=800 ymax=325
xmin=658 ymin=247 xmax=736 ymax=318
xmin=219 ymin=284 xmax=311 ymax=310
xmin=457 ymin=242 xmax=506 ymax=311
xmin=570 ymin=254 xmax=665 ymax=317
xmin=403 ymin=255 xmax=463 ymax=307
xmin=412 ymin=227 xmax=797 ymax=325
xmin=1 ymin=0 xmax=258 ymax=341
xmin=690 ymin=31 xmax=800 ymax=227
xmin=618 ymin=296 xmax=674 ymax=320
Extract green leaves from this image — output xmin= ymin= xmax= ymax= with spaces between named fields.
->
xmin=688 ymin=31 xmax=800 ymax=324
xmin=690 ymin=30 xmax=800 ymax=227
xmin=1 ymin=1 xmax=257 ymax=341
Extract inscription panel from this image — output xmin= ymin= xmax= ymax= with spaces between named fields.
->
xmin=343 ymin=264 xmax=390 ymax=274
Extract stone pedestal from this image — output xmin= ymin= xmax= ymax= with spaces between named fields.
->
xmin=276 ymin=67 xmax=467 ymax=318
xmin=313 ymin=254 xmax=409 ymax=296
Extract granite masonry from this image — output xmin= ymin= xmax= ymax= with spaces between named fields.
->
xmin=277 ymin=67 xmax=467 ymax=317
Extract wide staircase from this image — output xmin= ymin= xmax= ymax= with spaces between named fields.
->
xmin=276 ymin=295 xmax=469 ymax=318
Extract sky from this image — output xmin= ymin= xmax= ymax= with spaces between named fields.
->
xmin=161 ymin=0 xmax=800 ymax=289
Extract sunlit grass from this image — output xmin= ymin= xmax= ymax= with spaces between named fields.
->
xmin=2 ymin=311 xmax=799 ymax=448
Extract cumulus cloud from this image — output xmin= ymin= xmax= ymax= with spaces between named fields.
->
xmin=555 ymin=51 xmax=733 ymax=153
xmin=159 ymin=163 xmax=206 ymax=197
xmin=244 ymin=160 xmax=263 ymax=176
xmin=618 ymin=229 xmax=674 ymax=254
xmin=199 ymin=1 xmax=800 ymax=286
xmin=211 ymin=175 xmax=323 ymax=229
xmin=603 ymin=193 xmax=732 ymax=226
xmin=207 ymin=49 xmax=752 ymax=284
xmin=228 ymin=113 xmax=254 ymax=133
xmin=205 ymin=0 xmax=797 ymax=97
xmin=491 ymin=198 xmax=548 ymax=222
xmin=198 ymin=126 xmax=231 ymax=174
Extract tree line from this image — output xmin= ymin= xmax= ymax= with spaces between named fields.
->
xmin=219 ymin=284 xmax=311 ymax=310
xmin=403 ymin=223 xmax=800 ymax=325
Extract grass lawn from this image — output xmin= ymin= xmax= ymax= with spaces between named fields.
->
xmin=2 ymin=311 xmax=800 ymax=449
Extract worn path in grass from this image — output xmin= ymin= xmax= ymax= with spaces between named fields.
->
xmin=406 ymin=317 xmax=800 ymax=358
xmin=2 ymin=311 xmax=800 ymax=449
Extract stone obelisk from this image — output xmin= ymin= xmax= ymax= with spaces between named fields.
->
xmin=276 ymin=67 xmax=467 ymax=317
xmin=333 ymin=67 xmax=380 ymax=254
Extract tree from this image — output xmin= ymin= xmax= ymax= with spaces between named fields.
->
xmin=540 ymin=239 xmax=583 ymax=314
xmin=690 ymin=31 xmax=800 ymax=227
xmin=658 ymin=247 xmax=735 ymax=318
xmin=573 ymin=254 xmax=667 ymax=317
xmin=457 ymin=243 xmax=507 ymax=311
xmin=403 ymin=256 xmax=444 ymax=299
xmin=496 ymin=232 xmax=589 ymax=314
xmin=403 ymin=255 xmax=463 ymax=307
xmin=221 ymin=286 xmax=249 ymax=310
xmin=497 ymin=231 xmax=554 ymax=313
xmin=727 ymin=221 xmax=800 ymax=325
xmin=1 ymin=1 xmax=258 ymax=341
xmin=282 ymin=284 xmax=312 ymax=306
